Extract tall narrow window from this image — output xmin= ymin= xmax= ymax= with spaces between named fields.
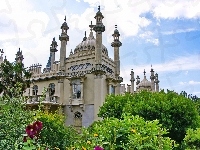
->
xmin=111 ymin=85 xmax=115 ymax=94
xmin=49 ymin=83 xmax=55 ymax=96
xmin=72 ymin=79 xmax=81 ymax=99
xmin=32 ymin=85 xmax=38 ymax=96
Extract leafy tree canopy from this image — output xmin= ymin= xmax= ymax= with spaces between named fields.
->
xmin=98 ymin=90 xmax=200 ymax=143
xmin=0 ymin=60 xmax=32 ymax=97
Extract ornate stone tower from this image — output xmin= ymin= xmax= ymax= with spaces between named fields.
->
xmin=50 ymin=37 xmax=58 ymax=70
xmin=130 ymin=69 xmax=135 ymax=93
xmin=15 ymin=48 xmax=24 ymax=64
xmin=59 ymin=16 xmax=69 ymax=71
xmin=155 ymin=73 xmax=159 ymax=92
xmin=92 ymin=6 xmax=106 ymax=121
xmin=0 ymin=49 xmax=4 ymax=63
xmin=150 ymin=65 xmax=155 ymax=91
xmin=111 ymin=25 xmax=122 ymax=94
xmin=93 ymin=6 xmax=105 ymax=67
xmin=111 ymin=25 xmax=122 ymax=77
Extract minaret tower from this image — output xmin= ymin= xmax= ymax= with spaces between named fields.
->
xmin=15 ymin=48 xmax=24 ymax=64
xmin=0 ymin=49 xmax=4 ymax=63
xmin=150 ymin=65 xmax=155 ymax=91
xmin=59 ymin=16 xmax=69 ymax=71
xmin=155 ymin=73 xmax=159 ymax=92
xmin=136 ymin=75 xmax=140 ymax=91
xmin=50 ymin=37 xmax=58 ymax=70
xmin=93 ymin=6 xmax=105 ymax=68
xmin=111 ymin=25 xmax=122 ymax=77
xmin=130 ymin=69 xmax=135 ymax=93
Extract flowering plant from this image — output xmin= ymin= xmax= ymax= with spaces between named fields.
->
xmin=15 ymin=120 xmax=49 ymax=150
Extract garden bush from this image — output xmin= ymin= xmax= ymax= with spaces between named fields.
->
xmin=183 ymin=128 xmax=200 ymax=149
xmin=0 ymin=84 xmax=35 ymax=149
xmin=99 ymin=90 xmax=200 ymax=144
xmin=67 ymin=114 xmax=177 ymax=150
xmin=36 ymin=110 xmax=78 ymax=150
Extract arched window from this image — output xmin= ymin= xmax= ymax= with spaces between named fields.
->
xmin=72 ymin=79 xmax=81 ymax=99
xmin=32 ymin=85 xmax=38 ymax=96
xmin=48 ymin=83 xmax=55 ymax=96
xmin=74 ymin=111 xmax=82 ymax=127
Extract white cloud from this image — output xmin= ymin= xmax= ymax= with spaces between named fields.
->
xmin=152 ymin=0 xmax=200 ymax=19
xmin=189 ymin=80 xmax=200 ymax=85
xmin=121 ymin=54 xmax=200 ymax=85
xmin=162 ymin=28 xmax=197 ymax=35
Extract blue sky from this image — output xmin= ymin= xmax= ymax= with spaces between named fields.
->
xmin=0 ymin=0 xmax=199 ymax=96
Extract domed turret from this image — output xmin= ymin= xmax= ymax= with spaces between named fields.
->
xmin=137 ymin=69 xmax=152 ymax=91
xmin=73 ymin=24 xmax=108 ymax=56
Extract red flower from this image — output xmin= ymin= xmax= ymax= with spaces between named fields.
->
xmin=33 ymin=120 xmax=43 ymax=132
xmin=94 ymin=146 xmax=104 ymax=150
xmin=25 ymin=121 xmax=43 ymax=139
xmin=26 ymin=124 xmax=36 ymax=139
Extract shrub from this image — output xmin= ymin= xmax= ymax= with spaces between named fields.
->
xmin=184 ymin=128 xmax=200 ymax=149
xmin=99 ymin=90 xmax=200 ymax=143
xmin=67 ymin=114 xmax=177 ymax=150
xmin=36 ymin=110 xmax=78 ymax=150
xmin=0 ymin=84 xmax=34 ymax=149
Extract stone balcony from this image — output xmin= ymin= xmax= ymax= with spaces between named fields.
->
xmin=69 ymin=98 xmax=83 ymax=105
xmin=26 ymin=95 xmax=59 ymax=106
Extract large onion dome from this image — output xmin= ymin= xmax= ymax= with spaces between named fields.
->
xmin=73 ymin=31 xmax=108 ymax=56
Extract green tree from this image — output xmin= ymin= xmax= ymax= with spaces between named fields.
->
xmin=0 ymin=59 xmax=32 ymax=98
xmin=98 ymin=90 xmax=200 ymax=143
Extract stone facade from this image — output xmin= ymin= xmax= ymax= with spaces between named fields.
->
xmin=0 ymin=7 xmax=160 ymax=128
xmin=25 ymin=7 xmax=123 ymax=128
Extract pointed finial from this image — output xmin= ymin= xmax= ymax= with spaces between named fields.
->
xmin=19 ymin=47 xmax=20 ymax=52
xmin=1 ymin=49 xmax=3 ymax=53
xmin=85 ymin=31 xmax=86 ymax=37
xmin=98 ymin=5 xmax=100 ymax=11
xmin=89 ymin=21 xmax=94 ymax=32
xmin=53 ymin=37 xmax=55 ymax=41
xmin=115 ymin=25 xmax=117 ymax=29
xmin=143 ymin=69 xmax=146 ymax=76
xmin=64 ymin=16 xmax=66 ymax=22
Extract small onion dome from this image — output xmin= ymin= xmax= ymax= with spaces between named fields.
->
xmin=114 ymin=28 xmax=119 ymax=34
xmin=94 ymin=6 xmax=104 ymax=19
xmin=61 ymin=22 xmax=69 ymax=29
xmin=137 ymin=76 xmax=152 ymax=88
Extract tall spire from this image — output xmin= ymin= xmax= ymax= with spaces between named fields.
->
xmin=59 ymin=15 xmax=69 ymax=71
xmin=93 ymin=6 xmax=105 ymax=68
xmin=111 ymin=24 xmax=122 ymax=77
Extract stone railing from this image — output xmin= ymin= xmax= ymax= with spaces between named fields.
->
xmin=69 ymin=98 xmax=83 ymax=105
xmin=26 ymin=95 xmax=59 ymax=105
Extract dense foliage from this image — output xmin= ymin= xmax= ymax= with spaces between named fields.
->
xmin=36 ymin=110 xmax=77 ymax=150
xmin=0 ymin=84 xmax=34 ymax=149
xmin=183 ymin=128 xmax=200 ymax=149
xmin=98 ymin=90 xmax=200 ymax=143
xmin=0 ymin=60 xmax=32 ymax=97
xmin=67 ymin=114 xmax=177 ymax=150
